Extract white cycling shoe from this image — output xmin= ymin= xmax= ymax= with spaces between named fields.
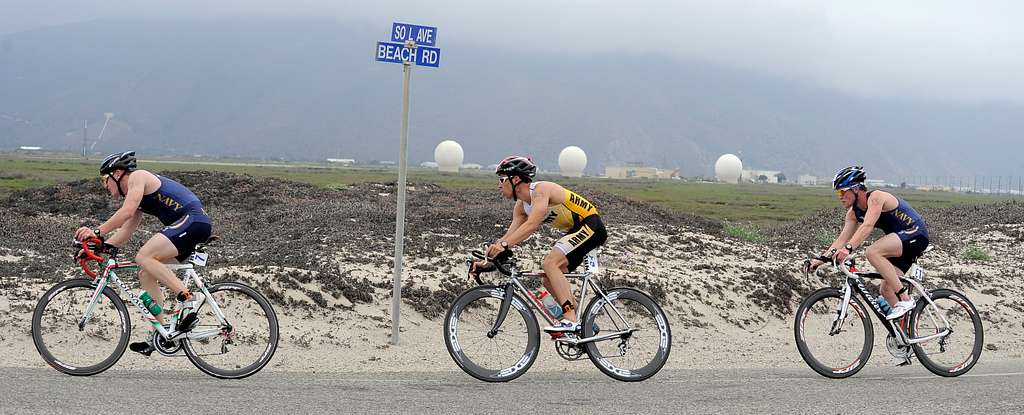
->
xmin=543 ymin=319 xmax=579 ymax=333
xmin=885 ymin=300 xmax=915 ymax=320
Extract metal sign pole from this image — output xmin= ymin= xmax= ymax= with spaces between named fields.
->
xmin=390 ymin=56 xmax=413 ymax=345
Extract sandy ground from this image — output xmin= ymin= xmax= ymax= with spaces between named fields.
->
xmin=3 ymin=222 xmax=1022 ymax=376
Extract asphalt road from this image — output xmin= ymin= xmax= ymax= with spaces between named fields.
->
xmin=3 ymin=361 xmax=1024 ymax=414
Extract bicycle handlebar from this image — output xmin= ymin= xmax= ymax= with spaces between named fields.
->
xmin=74 ymin=237 xmax=106 ymax=278
xmin=803 ymin=253 xmax=859 ymax=278
xmin=466 ymin=248 xmax=514 ymax=285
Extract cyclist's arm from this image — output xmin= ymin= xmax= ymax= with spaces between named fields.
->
xmin=498 ymin=201 xmax=528 ymax=240
xmin=104 ymin=210 xmax=142 ymax=247
xmin=847 ymin=192 xmax=884 ymax=249
xmin=502 ymin=185 xmax=551 ymax=246
xmin=97 ymin=173 xmax=146 ymax=235
xmin=826 ymin=209 xmax=859 ymax=254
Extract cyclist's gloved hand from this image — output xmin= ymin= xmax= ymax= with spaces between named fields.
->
xmin=833 ymin=247 xmax=850 ymax=263
xmin=803 ymin=257 xmax=825 ymax=274
xmin=469 ymin=260 xmax=495 ymax=277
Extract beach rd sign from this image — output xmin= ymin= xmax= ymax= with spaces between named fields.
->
xmin=375 ymin=42 xmax=441 ymax=68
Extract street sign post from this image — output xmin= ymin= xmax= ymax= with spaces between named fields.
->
xmin=374 ymin=23 xmax=441 ymax=345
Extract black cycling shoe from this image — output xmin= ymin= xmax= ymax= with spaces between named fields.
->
xmin=129 ymin=341 xmax=156 ymax=356
xmin=177 ymin=312 xmax=199 ymax=333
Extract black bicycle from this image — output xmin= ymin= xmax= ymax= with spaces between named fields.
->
xmin=795 ymin=249 xmax=983 ymax=378
xmin=443 ymin=249 xmax=671 ymax=382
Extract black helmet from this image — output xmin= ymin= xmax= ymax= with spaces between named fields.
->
xmin=495 ymin=155 xmax=537 ymax=182
xmin=833 ymin=166 xmax=866 ymax=190
xmin=100 ymin=151 xmax=137 ymax=175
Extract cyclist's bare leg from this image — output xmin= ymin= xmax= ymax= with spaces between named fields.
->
xmin=864 ymin=233 xmax=907 ymax=305
xmin=138 ymin=256 xmax=182 ymax=325
xmin=541 ymin=249 xmax=576 ymax=321
xmin=136 ymin=233 xmax=187 ymax=297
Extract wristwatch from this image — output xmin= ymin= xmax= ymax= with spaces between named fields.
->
xmin=93 ymin=228 xmax=104 ymax=238
xmin=499 ymin=240 xmax=509 ymax=249
xmin=844 ymin=243 xmax=854 ymax=251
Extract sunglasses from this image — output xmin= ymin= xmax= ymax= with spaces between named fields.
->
xmin=835 ymin=188 xmax=852 ymax=197
xmin=100 ymin=175 xmax=110 ymax=186
xmin=498 ymin=176 xmax=510 ymax=184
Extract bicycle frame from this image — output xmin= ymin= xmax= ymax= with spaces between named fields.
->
xmin=79 ymin=257 xmax=228 ymax=343
xmin=484 ymin=253 xmax=636 ymax=346
xmin=828 ymin=255 xmax=953 ymax=347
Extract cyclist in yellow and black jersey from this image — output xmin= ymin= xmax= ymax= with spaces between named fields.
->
xmin=473 ymin=155 xmax=608 ymax=334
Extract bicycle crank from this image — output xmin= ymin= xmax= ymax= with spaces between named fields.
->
xmin=554 ymin=341 xmax=587 ymax=361
xmin=885 ymin=334 xmax=913 ymax=361
xmin=151 ymin=330 xmax=182 ymax=356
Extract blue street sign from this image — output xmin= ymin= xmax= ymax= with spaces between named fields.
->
xmin=415 ymin=46 xmax=441 ymax=68
xmin=391 ymin=23 xmax=438 ymax=47
xmin=375 ymin=42 xmax=441 ymax=68
xmin=375 ymin=41 xmax=415 ymax=64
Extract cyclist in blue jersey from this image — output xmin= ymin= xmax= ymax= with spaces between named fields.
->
xmin=73 ymin=151 xmax=212 ymax=356
xmin=807 ymin=166 xmax=929 ymax=322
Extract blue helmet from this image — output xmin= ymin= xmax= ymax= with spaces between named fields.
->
xmin=100 ymin=151 xmax=137 ymax=175
xmin=833 ymin=166 xmax=866 ymax=190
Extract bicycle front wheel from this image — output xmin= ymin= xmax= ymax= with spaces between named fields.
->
xmin=794 ymin=287 xmax=873 ymax=378
xmin=32 ymin=279 xmax=131 ymax=376
xmin=581 ymin=287 xmax=671 ymax=382
xmin=444 ymin=285 xmax=540 ymax=382
xmin=909 ymin=289 xmax=983 ymax=377
xmin=182 ymin=282 xmax=279 ymax=379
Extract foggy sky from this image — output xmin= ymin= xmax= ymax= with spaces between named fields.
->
xmin=4 ymin=0 xmax=1023 ymax=104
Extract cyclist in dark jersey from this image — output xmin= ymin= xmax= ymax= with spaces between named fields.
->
xmin=472 ymin=156 xmax=608 ymax=334
xmin=807 ymin=166 xmax=929 ymax=322
xmin=73 ymin=151 xmax=212 ymax=356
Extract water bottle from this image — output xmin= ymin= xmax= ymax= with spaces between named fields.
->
xmin=876 ymin=297 xmax=893 ymax=315
xmin=538 ymin=290 xmax=563 ymax=319
xmin=140 ymin=291 xmax=162 ymax=316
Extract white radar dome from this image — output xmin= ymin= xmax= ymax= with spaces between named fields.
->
xmin=434 ymin=140 xmax=464 ymax=173
xmin=558 ymin=146 xmax=587 ymax=177
xmin=714 ymin=153 xmax=743 ymax=183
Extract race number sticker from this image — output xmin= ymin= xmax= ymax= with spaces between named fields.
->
xmin=189 ymin=252 xmax=208 ymax=266
xmin=908 ymin=264 xmax=925 ymax=281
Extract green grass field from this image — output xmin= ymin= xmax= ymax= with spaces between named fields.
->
xmin=1 ymin=154 xmax=1011 ymax=226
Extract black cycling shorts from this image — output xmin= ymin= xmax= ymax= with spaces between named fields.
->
xmin=554 ymin=214 xmax=608 ymax=272
xmin=160 ymin=214 xmax=213 ymax=262
xmin=889 ymin=234 xmax=929 ymax=273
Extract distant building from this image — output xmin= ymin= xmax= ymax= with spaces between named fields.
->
xmin=605 ymin=166 xmax=678 ymax=179
xmin=742 ymin=169 xmax=783 ymax=183
xmin=420 ymin=161 xmax=439 ymax=168
xmin=18 ymin=146 xmax=42 ymax=151
xmin=327 ymin=158 xmax=356 ymax=165
xmin=461 ymin=163 xmax=483 ymax=170
xmin=797 ymin=175 xmax=819 ymax=186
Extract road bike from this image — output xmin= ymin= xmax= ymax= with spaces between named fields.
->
xmin=31 ymin=237 xmax=279 ymax=379
xmin=795 ymin=248 xmax=983 ymax=378
xmin=443 ymin=249 xmax=671 ymax=382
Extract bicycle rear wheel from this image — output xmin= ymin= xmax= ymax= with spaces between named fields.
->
xmin=581 ymin=287 xmax=671 ymax=382
xmin=794 ymin=287 xmax=873 ymax=378
xmin=909 ymin=289 xmax=983 ymax=377
xmin=444 ymin=286 xmax=540 ymax=382
xmin=181 ymin=282 xmax=279 ymax=379
xmin=32 ymin=279 xmax=131 ymax=376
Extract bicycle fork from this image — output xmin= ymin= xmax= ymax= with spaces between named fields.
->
xmin=487 ymin=282 xmax=517 ymax=338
